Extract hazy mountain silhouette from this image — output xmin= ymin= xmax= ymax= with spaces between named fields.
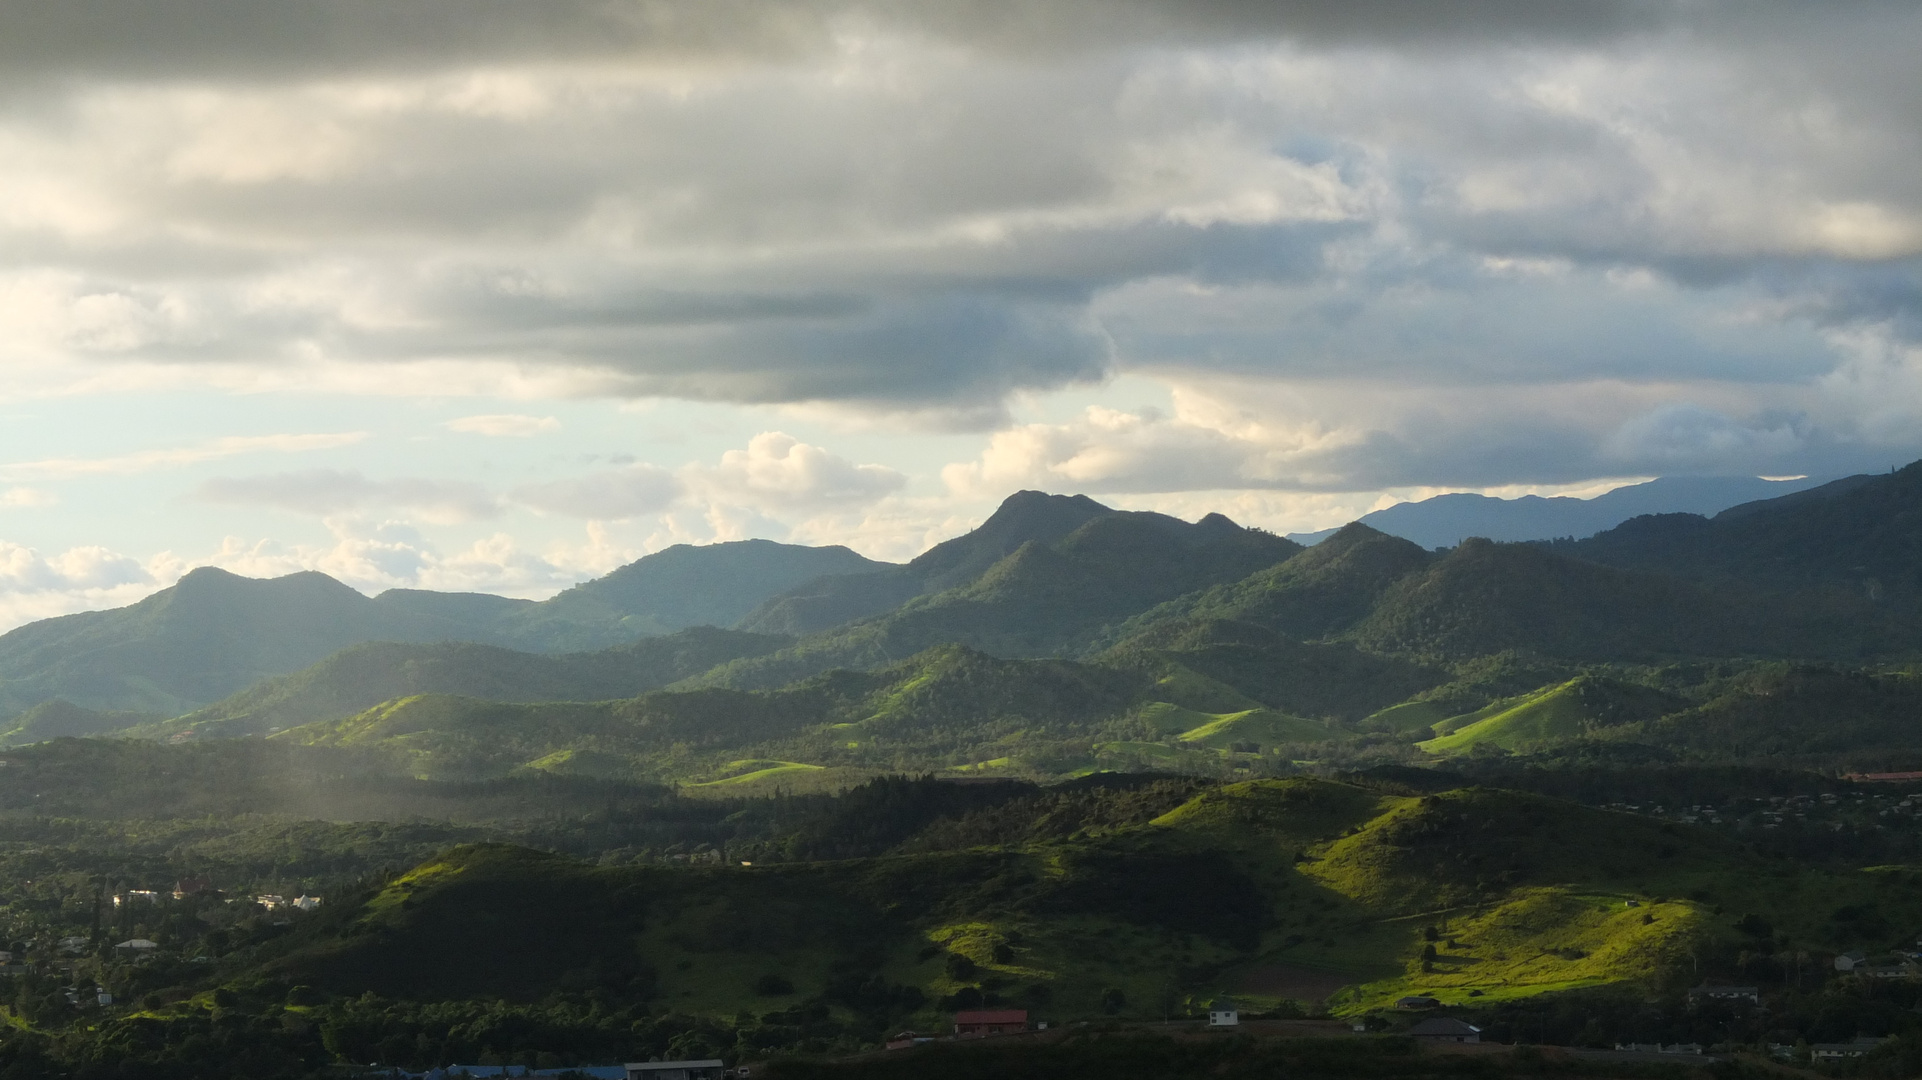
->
xmin=1287 ymin=475 xmax=1828 ymax=549
xmin=0 ymin=541 xmax=883 ymax=716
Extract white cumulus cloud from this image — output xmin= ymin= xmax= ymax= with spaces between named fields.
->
xmin=444 ymin=414 xmax=561 ymax=437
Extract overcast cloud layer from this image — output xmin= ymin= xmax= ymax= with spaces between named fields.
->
xmin=1 ymin=0 xmax=1920 ymax=626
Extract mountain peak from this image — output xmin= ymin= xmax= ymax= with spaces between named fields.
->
xmin=907 ymin=490 xmax=1114 ymax=591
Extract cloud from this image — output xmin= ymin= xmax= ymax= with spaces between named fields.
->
xmin=193 ymin=469 xmax=502 ymax=524
xmin=0 ymin=0 xmax=1916 ymax=490
xmin=0 ymin=433 xmax=369 ymax=479
xmin=942 ymin=373 xmax=1886 ymax=497
xmin=685 ymin=431 xmax=908 ymax=513
xmin=0 ymin=541 xmax=168 ymax=632
xmin=512 ymin=464 xmax=682 ymax=520
xmin=0 ymin=487 xmax=55 ymax=508
xmin=511 ymin=431 xmax=906 ymax=523
xmin=444 ymin=413 xmax=560 ymax=437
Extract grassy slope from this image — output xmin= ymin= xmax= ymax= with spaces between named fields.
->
xmin=1613 ymin=666 xmax=1922 ymax=762
xmin=1418 ymin=677 xmax=1684 ymax=755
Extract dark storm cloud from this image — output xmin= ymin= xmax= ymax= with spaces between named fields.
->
xmin=0 ymin=0 xmax=1677 ymax=84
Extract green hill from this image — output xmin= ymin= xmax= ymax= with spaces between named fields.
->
xmin=0 ymin=698 xmax=165 ymax=746
xmin=1099 ymin=618 xmax=1447 ymax=722
xmin=702 ymin=511 xmax=1298 ymax=690
xmin=148 ymin=626 xmax=790 ymax=741
xmin=0 ymin=567 xmax=499 ymax=717
xmin=497 ymin=538 xmax=887 ymax=649
xmin=1349 ymin=538 xmax=1761 ymax=661
xmin=737 ymin=490 xmax=1114 ymax=635
xmin=1173 ymin=707 xmax=1333 ymax=749
xmin=1616 ymin=665 xmax=1922 ymax=763
xmin=272 ymin=645 xmax=1152 ymax=782
xmin=1418 ymin=677 xmax=1686 ymax=755
xmin=1107 ymin=524 xmax=1434 ymax=645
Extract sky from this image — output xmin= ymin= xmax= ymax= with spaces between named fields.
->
xmin=2 ymin=0 xmax=1920 ymax=630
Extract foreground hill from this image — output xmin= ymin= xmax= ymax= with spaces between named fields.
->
xmin=239 ymin=778 xmax=1922 ymax=1030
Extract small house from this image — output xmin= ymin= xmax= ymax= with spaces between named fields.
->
xmin=113 ymin=939 xmax=158 ymax=954
xmin=1407 ymin=1018 xmax=1480 ymax=1044
xmin=954 ymin=1009 xmax=1028 ymax=1037
xmin=1836 ymin=951 xmax=1868 ymax=972
xmin=1207 ymin=998 xmax=1239 ymax=1027
xmin=1394 ymin=995 xmax=1440 ymax=1010
xmin=172 ymin=878 xmax=213 ymax=900
xmin=291 ymin=895 xmax=323 ymax=911
xmin=625 ymin=1061 xmax=726 ymax=1080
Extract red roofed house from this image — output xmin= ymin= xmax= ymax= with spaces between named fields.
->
xmin=954 ymin=1010 xmax=1028 ymax=1037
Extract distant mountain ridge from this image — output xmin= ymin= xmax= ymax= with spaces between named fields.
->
xmin=1287 ymin=474 xmax=1829 ymax=549
xmin=0 ymin=539 xmax=887 ymax=716
xmin=1547 ymin=463 xmax=1922 ymax=602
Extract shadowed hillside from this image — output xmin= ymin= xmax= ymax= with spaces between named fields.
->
xmin=705 ymin=510 xmax=1298 ymax=689
xmin=150 ymin=627 xmax=791 ymax=741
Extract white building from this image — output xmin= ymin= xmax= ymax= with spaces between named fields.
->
xmin=1208 ymin=998 xmax=1239 ymax=1027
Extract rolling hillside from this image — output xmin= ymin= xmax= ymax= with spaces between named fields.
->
xmin=146 ymin=627 xmax=791 ymax=741
xmin=271 ymin=645 xmax=1155 ymax=782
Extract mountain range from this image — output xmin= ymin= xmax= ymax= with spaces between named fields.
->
xmin=1286 ymin=473 xmax=1828 ymax=549
xmin=3 ymin=464 xmax=1919 ymax=778
xmin=0 ymin=539 xmax=874 ymax=716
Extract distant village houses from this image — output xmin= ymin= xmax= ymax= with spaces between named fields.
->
xmin=953 ymin=1009 xmax=1028 ymax=1037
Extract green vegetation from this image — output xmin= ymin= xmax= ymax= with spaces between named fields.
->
xmin=1419 ymin=678 xmax=1684 ymax=755
xmin=4 ymin=475 xmax=1922 ymax=1075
